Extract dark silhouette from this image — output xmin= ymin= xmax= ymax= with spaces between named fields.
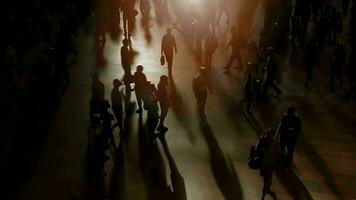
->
xmin=133 ymin=65 xmax=148 ymax=114
xmin=193 ymin=67 xmax=212 ymax=118
xmin=223 ymin=26 xmax=244 ymax=73
xmin=121 ymin=38 xmax=133 ymax=75
xmin=146 ymin=83 xmax=160 ymax=143
xmin=276 ymin=107 xmax=301 ymax=168
xmin=255 ymin=129 xmax=282 ymax=200
xmin=90 ymin=73 xmax=105 ymax=125
xmin=199 ymin=119 xmax=243 ymax=200
xmin=161 ymin=28 xmax=177 ymax=74
xmin=111 ymin=79 xmax=125 ymax=138
xmin=157 ymin=75 xmax=170 ymax=131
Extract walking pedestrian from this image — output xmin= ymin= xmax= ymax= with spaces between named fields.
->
xmin=133 ymin=65 xmax=148 ymax=114
xmin=223 ymin=26 xmax=244 ymax=73
xmin=276 ymin=107 xmax=301 ymax=168
xmin=193 ymin=67 xmax=212 ymax=118
xmin=157 ymin=75 xmax=170 ymax=132
xmin=161 ymin=28 xmax=177 ymax=74
xmin=256 ymin=129 xmax=282 ymax=200
xmin=111 ymin=79 xmax=125 ymax=138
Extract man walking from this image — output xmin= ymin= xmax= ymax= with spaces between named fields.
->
xmin=161 ymin=28 xmax=177 ymax=74
xmin=193 ymin=67 xmax=212 ymax=118
xmin=276 ymin=106 xmax=301 ymax=168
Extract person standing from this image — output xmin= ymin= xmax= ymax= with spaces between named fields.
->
xmin=276 ymin=107 xmax=301 ymax=168
xmin=256 ymin=129 xmax=282 ymax=200
xmin=121 ymin=38 xmax=132 ymax=75
xmin=193 ymin=67 xmax=212 ymax=118
xmin=111 ymin=79 xmax=125 ymax=138
xmin=146 ymin=83 xmax=159 ymax=143
xmin=161 ymin=28 xmax=177 ymax=74
xmin=157 ymin=75 xmax=170 ymax=131
xmin=133 ymin=65 xmax=148 ymax=114
xmin=223 ymin=26 xmax=244 ymax=73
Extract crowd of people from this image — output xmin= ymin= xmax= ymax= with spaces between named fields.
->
xmin=49 ymin=0 xmax=356 ymax=199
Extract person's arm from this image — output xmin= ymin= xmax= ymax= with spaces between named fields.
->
xmin=161 ymin=35 xmax=165 ymax=55
xmin=173 ymin=36 xmax=177 ymax=54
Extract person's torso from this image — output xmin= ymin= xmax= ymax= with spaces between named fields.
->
xmin=163 ymin=34 xmax=175 ymax=50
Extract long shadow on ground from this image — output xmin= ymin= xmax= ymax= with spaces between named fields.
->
xmin=199 ymin=118 xmax=243 ymax=200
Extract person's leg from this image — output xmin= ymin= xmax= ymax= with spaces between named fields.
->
xmin=136 ymin=91 xmax=143 ymax=112
xmin=159 ymin=107 xmax=168 ymax=129
xmin=236 ymin=49 xmax=244 ymax=70
xmin=262 ymin=167 xmax=273 ymax=200
xmin=286 ymin=138 xmax=297 ymax=167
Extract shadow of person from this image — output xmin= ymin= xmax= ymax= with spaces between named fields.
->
xmin=158 ymin=131 xmax=187 ymax=200
xmin=198 ymin=118 xmax=243 ymax=200
xmin=169 ymin=76 xmax=196 ymax=145
xmin=108 ymin=141 xmax=127 ymax=200
xmin=138 ymin=117 xmax=173 ymax=199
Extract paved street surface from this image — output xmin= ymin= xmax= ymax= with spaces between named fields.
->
xmin=20 ymin=0 xmax=356 ymax=200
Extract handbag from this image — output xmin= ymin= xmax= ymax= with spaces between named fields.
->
xmin=160 ymin=54 xmax=165 ymax=66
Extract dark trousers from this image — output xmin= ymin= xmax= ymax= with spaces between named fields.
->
xmin=164 ymin=50 xmax=173 ymax=73
xmin=195 ymin=92 xmax=207 ymax=115
xmin=261 ymin=166 xmax=274 ymax=199
xmin=135 ymin=90 xmax=145 ymax=110
xmin=281 ymin=137 xmax=297 ymax=167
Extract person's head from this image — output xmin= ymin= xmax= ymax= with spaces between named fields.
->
xmin=136 ymin=65 xmax=144 ymax=72
xmin=149 ymin=83 xmax=156 ymax=91
xmin=113 ymin=79 xmax=122 ymax=88
xmin=230 ymin=26 xmax=237 ymax=34
xmin=160 ymin=75 xmax=168 ymax=84
xmin=287 ymin=106 xmax=296 ymax=115
xmin=199 ymin=66 xmax=208 ymax=76
xmin=167 ymin=28 xmax=172 ymax=35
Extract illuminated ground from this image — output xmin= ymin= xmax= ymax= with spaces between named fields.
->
xmin=20 ymin=0 xmax=356 ymax=199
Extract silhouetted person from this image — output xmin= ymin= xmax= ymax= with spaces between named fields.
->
xmin=193 ymin=67 xmax=212 ymax=118
xmin=262 ymin=47 xmax=282 ymax=97
xmin=223 ymin=26 xmax=244 ymax=73
xmin=256 ymin=129 xmax=282 ymax=200
xmin=146 ymin=83 xmax=159 ymax=143
xmin=157 ymin=75 xmax=170 ymax=131
xmin=122 ymin=0 xmax=137 ymax=37
xmin=329 ymin=42 xmax=346 ymax=91
xmin=204 ymin=31 xmax=218 ymax=74
xmin=121 ymin=38 xmax=132 ymax=75
xmin=161 ymin=28 xmax=177 ymax=74
xmin=100 ymin=100 xmax=117 ymax=151
xmin=276 ymin=107 xmax=301 ymax=168
xmin=244 ymin=63 xmax=258 ymax=113
xmin=90 ymin=73 xmax=105 ymax=125
xmin=134 ymin=65 xmax=148 ymax=113
xmin=111 ymin=79 xmax=125 ymax=137
xmin=303 ymin=39 xmax=318 ymax=88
